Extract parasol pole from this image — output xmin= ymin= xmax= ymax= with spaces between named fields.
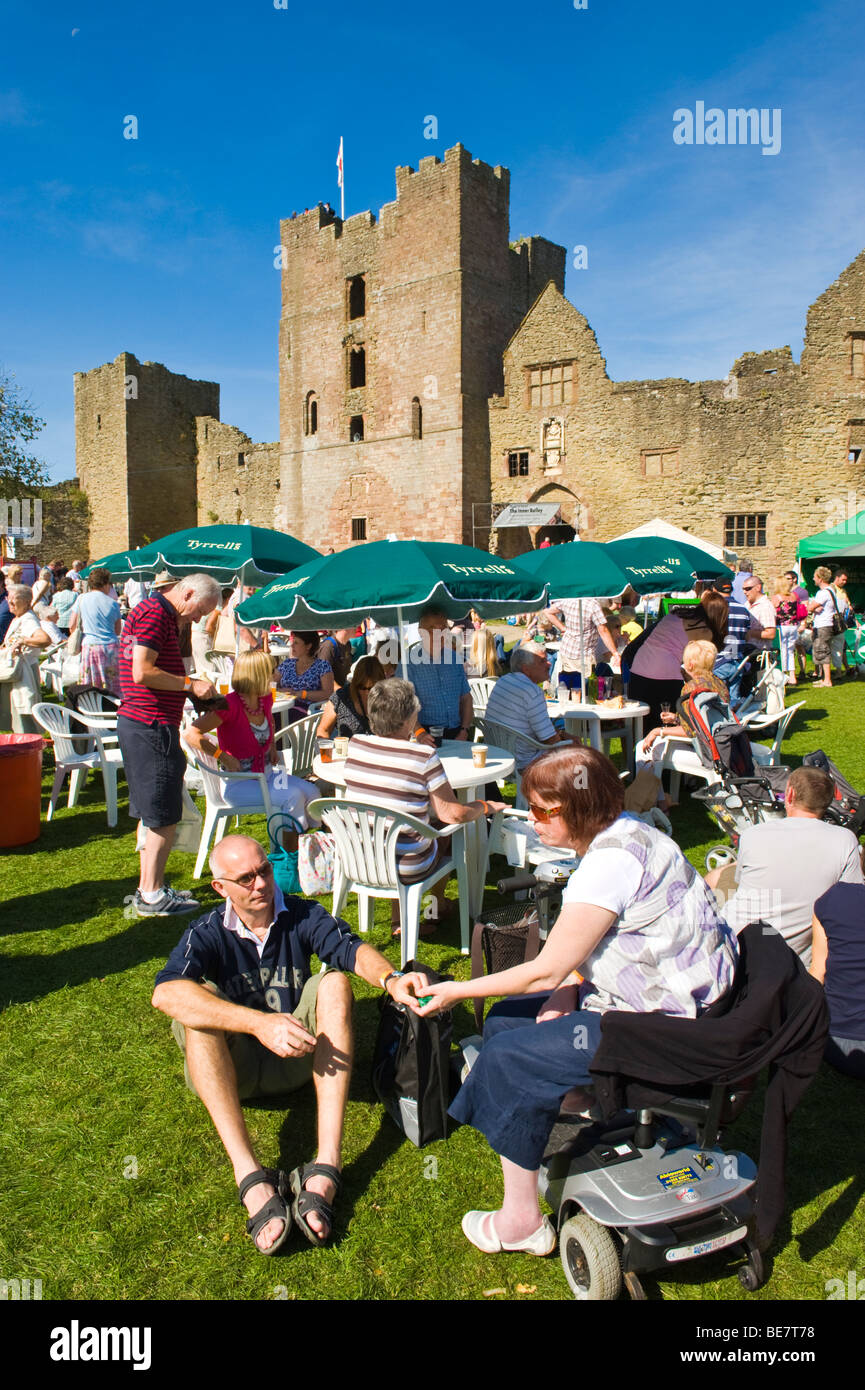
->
xmin=397 ymin=605 xmax=408 ymax=679
xmin=578 ymin=599 xmax=587 ymax=703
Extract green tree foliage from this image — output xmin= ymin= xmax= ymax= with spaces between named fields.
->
xmin=0 ymin=369 xmax=49 ymax=491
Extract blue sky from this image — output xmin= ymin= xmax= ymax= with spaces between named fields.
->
xmin=2 ymin=0 xmax=863 ymax=481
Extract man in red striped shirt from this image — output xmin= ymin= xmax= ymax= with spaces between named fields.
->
xmin=118 ymin=573 xmax=221 ymax=916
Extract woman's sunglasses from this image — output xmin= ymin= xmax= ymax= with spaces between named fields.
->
xmin=527 ymin=802 xmax=564 ymax=822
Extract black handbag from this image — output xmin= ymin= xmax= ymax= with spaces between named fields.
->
xmin=371 ymin=959 xmax=453 ymax=1147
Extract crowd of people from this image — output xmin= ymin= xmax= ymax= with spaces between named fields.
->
xmin=4 ymin=544 xmax=863 ymax=1267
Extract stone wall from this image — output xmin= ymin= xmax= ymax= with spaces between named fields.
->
xmin=276 ymin=144 xmax=566 ymax=552
xmin=196 ymin=416 xmax=281 ymax=528
xmin=75 ymin=352 xmax=219 ymax=554
xmin=489 ymin=265 xmax=865 ymax=579
xmin=74 ymin=353 xmax=131 ymax=555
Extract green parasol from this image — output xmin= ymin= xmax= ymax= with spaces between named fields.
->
xmin=83 ymin=524 xmax=320 ymax=585
xmin=234 ymin=539 xmax=548 ymax=630
xmin=515 ymin=537 xmax=732 ymax=598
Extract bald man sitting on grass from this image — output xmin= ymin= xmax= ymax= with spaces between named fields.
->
xmin=152 ymin=834 xmax=428 ymax=1255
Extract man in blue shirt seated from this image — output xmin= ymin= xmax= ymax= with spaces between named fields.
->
xmin=152 ymin=834 xmax=425 ymax=1255
xmin=407 ymin=607 xmax=474 ymax=743
xmin=486 ymin=644 xmax=576 ymax=771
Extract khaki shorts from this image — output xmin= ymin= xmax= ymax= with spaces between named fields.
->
xmin=171 ymin=972 xmax=324 ymax=1101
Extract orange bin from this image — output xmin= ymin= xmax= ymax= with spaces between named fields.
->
xmin=0 ymin=733 xmax=44 ymax=847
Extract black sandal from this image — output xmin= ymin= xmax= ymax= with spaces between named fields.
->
xmin=238 ymin=1167 xmax=291 ymax=1255
xmin=288 ymin=1162 xmax=342 ymax=1247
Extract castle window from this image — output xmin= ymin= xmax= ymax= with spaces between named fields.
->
xmin=349 ymin=415 xmax=364 ymax=443
xmin=641 ymin=449 xmax=679 ymax=478
xmin=851 ymin=334 xmax=865 ymax=380
xmin=528 ymin=362 xmax=575 ymax=408
xmin=508 ymin=452 xmax=529 ymax=477
xmin=849 ymin=447 xmax=862 ymax=464
xmin=237 ymin=453 xmax=245 ymax=467
xmin=348 ymin=275 xmax=366 ymax=320
xmin=351 ymin=517 xmax=367 ymax=541
xmin=349 ymin=347 xmax=366 ymax=389
xmin=411 ymin=398 xmax=422 ymax=440
xmin=304 ymin=390 xmax=318 ymax=436
xmin=96 ymin=414 xmax=101 ymax=430
xmin=725 ymin=513 xmax=768 ymax=549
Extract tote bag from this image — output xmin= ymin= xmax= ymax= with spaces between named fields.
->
xmin=371 ymin=959 xmax=454 ymax=1147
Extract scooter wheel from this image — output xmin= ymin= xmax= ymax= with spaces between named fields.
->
xmin=559 ymin=1214 xmax=622 ymax=1301
xmin=705 ymin=846 xmax=737 ymax=872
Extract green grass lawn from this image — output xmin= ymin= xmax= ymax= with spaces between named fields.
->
xmin=1 ymin=677 xmax=864 ymax=1302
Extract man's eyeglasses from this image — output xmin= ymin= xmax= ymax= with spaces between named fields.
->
xmin=527 ymin=802 xmax=564 ymax=822
xmin=218 ymin=862 xmax=274 ymax=888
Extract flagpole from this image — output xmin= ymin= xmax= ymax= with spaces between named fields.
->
xmin=336 ymin=136 xmax=345 ymax=220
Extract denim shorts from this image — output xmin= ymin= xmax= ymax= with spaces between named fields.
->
xmin=117 ymin=715 xmax=186 ymax=829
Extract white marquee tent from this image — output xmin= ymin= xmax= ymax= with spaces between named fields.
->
xmin=608 ymin=517 xmax=736 ymax=565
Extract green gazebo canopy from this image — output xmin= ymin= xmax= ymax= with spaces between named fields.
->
xmin=796 ymin=511 xmax=865 ymax=607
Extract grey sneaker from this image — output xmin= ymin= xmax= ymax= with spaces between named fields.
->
xmin=134 ymin=887 xmax=201 ymax=917
xmin=163 ymin=881 xmax=197 ymax=902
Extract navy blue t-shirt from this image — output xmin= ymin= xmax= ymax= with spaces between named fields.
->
xmin=155 ymin=891 xmax=363 ymax=1015
xmin=813 ymin=883 xmax=865 ymax=1040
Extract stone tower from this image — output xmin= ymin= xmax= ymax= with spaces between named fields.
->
xmin=74 ymin=352 xmax=219 ymax=553
xmin=277 ymin=143 xmax=565 ymax=550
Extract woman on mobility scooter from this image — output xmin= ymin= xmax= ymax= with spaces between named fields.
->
xmin=418 ymin=745 xmax=739 ymax=1257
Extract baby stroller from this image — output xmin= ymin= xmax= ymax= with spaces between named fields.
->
xmin=684 ymin=687 xmax=865 ymax=863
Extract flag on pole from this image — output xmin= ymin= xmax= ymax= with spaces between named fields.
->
xmin=336 ymin=137 xmax=344 ymax=219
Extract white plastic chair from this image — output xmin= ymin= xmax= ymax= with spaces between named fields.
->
xmin=735 ymin=652 xmax=786 ymax=721
xmin=180 ymin=737 xmax=276 ymax=878
xmin=740 ymin=700 xmax=805 ymax=766
xmin=307 ymin=796 xmax=470 ymax=968
xmin=273 ymin=712 xmax=321 ymax=780
xmin=468 ymin=677 xmax=497 ymax=717
xmin=32 ymin=702 xmax=124 ymax=827
xmin=38 ymin=641 xmax=67 ymax=696
xmin=204 ymin=652 xmax=235 ymax=683
xmin=475 ymin=716 xmax=551 ymax=809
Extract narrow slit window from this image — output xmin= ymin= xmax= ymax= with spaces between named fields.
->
xmin=348 ymin=275 xmax=365 ymax=320
xmin=349 ymin=415 xmax=364 ymax=443
xmin=349 ymin=347 xmax=366 ymax=389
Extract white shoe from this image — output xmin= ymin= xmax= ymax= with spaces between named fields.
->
xmin=461 ymin=1210 xmax=556 ymax=1255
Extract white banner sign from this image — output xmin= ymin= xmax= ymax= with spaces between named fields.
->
xmin=494 ymin=503 xmax=560 ymax=528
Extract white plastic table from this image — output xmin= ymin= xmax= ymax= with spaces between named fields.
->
xmin=311 ymin=739 xmax=516 ymax=952
xmin=545 ymin=699 xmax=650 ymax=774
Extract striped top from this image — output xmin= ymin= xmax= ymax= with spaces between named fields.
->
xmin=485 ymin=671 xmax=556 ymax=771
xmin=343 ymin=734 xmax=449 ymax=882
xmin=119 ymin=592 xmax=186 ymax=727
xmin=717 ymin=599 xmax=750 ymax=664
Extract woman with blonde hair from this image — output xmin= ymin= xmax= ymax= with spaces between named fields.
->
xmin=808 ymin=566 xmax=840 ymax=688
xmin=467 ymin=627 xmax=501 ymax=679
xmin=636 ymin=641 xmax=729 ymax=811
xmin=772 ymin=573 xmax=806 ymax=685
xmin=185 ymin=650 xmax=317 ymax=826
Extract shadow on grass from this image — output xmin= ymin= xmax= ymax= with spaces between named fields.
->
xmin=0 ymin=912 xmax=205 ymax=1005
xmin=237 ymin=994 xmax=407 ymax=1244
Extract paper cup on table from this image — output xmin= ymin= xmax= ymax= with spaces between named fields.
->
xmin=472 ymin=744 xmax=488 ymax=769
xmin=333 ymin=736 xmax=349 ymax=759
